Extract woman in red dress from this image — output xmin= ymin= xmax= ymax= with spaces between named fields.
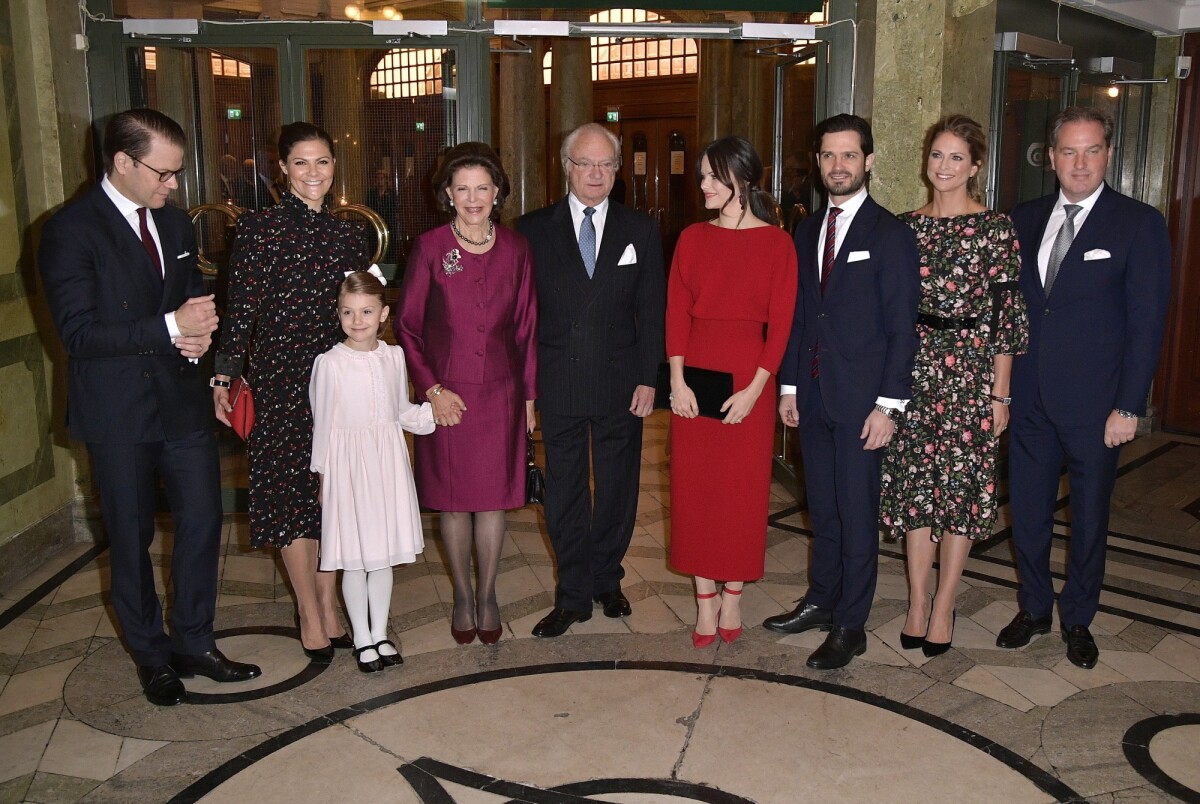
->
xmin=667 ymin=137 xmax=797 ymax=647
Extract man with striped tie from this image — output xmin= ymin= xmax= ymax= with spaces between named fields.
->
xmin=765 ymin=114 xmax=920 ymax=670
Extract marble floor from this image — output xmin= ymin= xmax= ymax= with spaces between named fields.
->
xmin=1 ymin=414 xmax=1199 ymax=803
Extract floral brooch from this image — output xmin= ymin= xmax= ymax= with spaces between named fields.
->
xmin=442 ymin=248 xmax=463 ymax=276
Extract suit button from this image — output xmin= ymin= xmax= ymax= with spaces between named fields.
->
xmin=122 ymin=301 xmax=129 ymax=309
xmin=1044 ymin=309 xmax=1051 ymax=316
xmin=143 ymin=371 xmax=151 ymax=378
xmin=818 ymin=313 xmax=828 ymax=319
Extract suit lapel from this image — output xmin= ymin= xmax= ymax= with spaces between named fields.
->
xmin=550 ymin=200 xmax=593 ymax=295
xmin=823 ymin=195 xmax=880 ymax=299
xmin=1056 ymin=185 xmax=1115 ymax=287
xmin=151 ymin=207 xmax=177 ymax=309
xmin=798 ymin=210 xmax=823 ymax=305
xmin=1025 ymin=195 xmax=1056 ymax=303
xmin=590 ymin=202 xmax=626 ymax=293
xmin=93 ymin=187 xmax=166 ymax=306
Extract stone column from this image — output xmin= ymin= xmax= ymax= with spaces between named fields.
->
xmin=862 ymin=0 xmax=998 ymax=212
xmin=497 ymin=45 xmax=546 ymax=221
xmin=697 ymin=40 xmax=733 ymax=147
xmin=549 ymin=38 xmax=593 ymax=194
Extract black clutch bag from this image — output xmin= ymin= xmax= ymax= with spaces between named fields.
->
xmin=653 ymin=362 xmax=735 ymax=420
xmin=525 ymin=434 xmax=546 ymax=506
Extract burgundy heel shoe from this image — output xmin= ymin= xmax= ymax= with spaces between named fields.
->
xmin=451 ymin=624 xmax=477 ymax=645
xmin=717 ymin=586 xmax=743 ymax=644
xmin=477 ymin=627 xmax=503 ymax=645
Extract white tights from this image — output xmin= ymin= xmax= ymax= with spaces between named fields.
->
xmin=341 ymin=567 xmax=397 ymax=663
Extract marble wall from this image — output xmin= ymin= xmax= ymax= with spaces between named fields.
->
xmin=0 ymin=0 xmax=95 ymax=590
xmin=865 ymin=0 xmax=998 ymax=214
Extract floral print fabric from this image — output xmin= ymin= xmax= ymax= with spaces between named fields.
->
xmin=880 ymin=211 xmax=1029 ymax=541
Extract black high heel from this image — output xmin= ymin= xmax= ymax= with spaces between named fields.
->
xmin=922 ymin=611 xmax=956 ymax=658
xmin=899 ymin=631 xmax=926 ymax=651
xmin=295 ymin=614 xmax=335 ymax=664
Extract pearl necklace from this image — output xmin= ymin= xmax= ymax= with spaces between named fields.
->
xmin=451 ymin=217 xmax=494 ymax=247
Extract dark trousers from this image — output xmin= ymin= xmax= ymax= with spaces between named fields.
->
xmin=88 ymin=428 xmax=223 ymax=666
xmin=540 ymin=409 xmax=643 ymax=612
xmin=797 ymin=379 xmax=882 ymax=630
xmin=1009 ymin=394 xmax=1119 ymax=628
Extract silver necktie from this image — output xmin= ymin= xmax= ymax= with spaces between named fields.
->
xmin=1044 ymin=204 xmax=1081 ymax=295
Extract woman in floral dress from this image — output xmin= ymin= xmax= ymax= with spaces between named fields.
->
xmin=212 ymin=122 xmax=367 ymax=663
xmin=880 ymin=115 xmax=1028 ymax=656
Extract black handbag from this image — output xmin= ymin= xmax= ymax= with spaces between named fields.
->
xmin=526 ymin=433 xmax=546 ymax=505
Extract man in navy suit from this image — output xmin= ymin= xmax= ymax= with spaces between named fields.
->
xmin=996 ymin=107 xmax=1171 ymax=669
xmin=517 ymin=123 xmax=666 ymax=637
xmin=763 ymin=114 xmax=920 ymax=669
xmin=40 ymin=109 xmax=259 ymax=705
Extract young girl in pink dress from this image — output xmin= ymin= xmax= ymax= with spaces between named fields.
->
xmin=309 ymin=271 xmax=435 ymax=672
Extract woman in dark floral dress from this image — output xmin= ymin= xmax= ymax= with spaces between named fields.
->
xmin=212 ymin=122 xmax=367 ymax=663
xmin=880 ymin=115 xmax=1029 ymax=657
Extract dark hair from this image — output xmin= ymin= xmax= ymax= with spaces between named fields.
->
xmin=339 ymin=271 xmax=387 ymax=308
xmin=926 ymin=114 xmax=988 ymax=203
xmin=278 ymin=121 xmax=335 ymax=162
xmin=697 ymin=136 xmax=780 ymax=227
xmin=102 ymin=108 xmax=186 ymax=175
xmin=432 ymin=141 xmax=510 ymax=216
xmin=1048 ymin=106 xmax=1114 ymax=148
xmin=812 ymin=113 xmax=874 ymax=159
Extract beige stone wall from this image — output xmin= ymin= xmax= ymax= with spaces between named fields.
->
xmin=864 ymin=0 xmax=997 ymax=213
xmin=0 ymin=0 xmax=92 ymax=559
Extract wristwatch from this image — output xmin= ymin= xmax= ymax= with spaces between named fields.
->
xmin=1115 ymin=408 xmax=1138 ymax=419
xmin=874 ymin=404 xmax=900 ymax=421
xmin=989 ymin=393 xmax=1012 ymax=405
xmin=209 ymin=377 xmax=231 ymax=388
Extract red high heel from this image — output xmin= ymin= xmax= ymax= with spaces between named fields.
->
xmin=718 ymin=586 xmax=743 ymax=643
xmin=693 ymin=591 xmax=719 ymax=648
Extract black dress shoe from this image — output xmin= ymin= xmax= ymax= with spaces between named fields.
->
xmin=375 ymin=639 xmax=403 ymax=667
xmin=995 ymin=610 xmax=1052 ymax=649
xmin=353 ymin=645 xmax=385 ymax=673
xmin=806 ymin=627 xmax=867 ymax=670
xmin=137 ymin=665 xmax=186 ymax=706
xmin=303 ymin=644 xmax=334 ymax=664
xmin=531 ymin=607 xmax=591 ymax=638
xmin=594 ymin=590 xmax=632 ymax=618
xmin=171 ymin=648 xmax=262 ymax=682
xmin=762 ymin=598 xmax=833 ymax=635
xmin=1062 ymin=625 xmax=1099 ymax=669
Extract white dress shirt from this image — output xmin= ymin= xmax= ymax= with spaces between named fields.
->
xmin=568 ymin=193 xmax=610 ymax=262
xmin=1037 ymin=183 xmax=1104 ymax=285
xmin=101 ymin=175 xmax=182 ymax=340
xmin=781 ymin=188 xmax=906 ymax=411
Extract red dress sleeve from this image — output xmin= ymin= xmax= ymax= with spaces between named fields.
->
xmin=756 ymin=232 xmax=798 ymax=374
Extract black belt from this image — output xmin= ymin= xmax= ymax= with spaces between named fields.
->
xmin=918 ymin=312 xmax=978 ymax=331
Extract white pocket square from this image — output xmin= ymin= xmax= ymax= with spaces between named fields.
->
xmin=617 ymin=244 xmax=638 ymax=265
xmin=847 ymin=250 xmax=870 ymax=263
xmin=177 ymin=251 xmax=191 ymax=259
xmin=1083 ymin=249 xmax=1111 ymax=261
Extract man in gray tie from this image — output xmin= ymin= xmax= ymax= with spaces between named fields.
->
xmin=998 ymin=106 xmax=1171 ymax=669
xmin=517 ymin=123 xmax=666 ymax=637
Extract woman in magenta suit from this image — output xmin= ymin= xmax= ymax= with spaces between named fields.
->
xmin=395 ymin=142 xmax=537 ymax=646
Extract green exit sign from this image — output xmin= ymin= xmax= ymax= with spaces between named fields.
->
xmin=227 ymin=108 xmax=242 ymax=120
xmin=606 ymin=110 xmax=619 ymax=122
xmin=416 ymin=121 xmax=425 ymax=132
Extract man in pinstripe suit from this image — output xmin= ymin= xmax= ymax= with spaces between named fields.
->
xmin=517 ymin=123 xmax=666 ymax=637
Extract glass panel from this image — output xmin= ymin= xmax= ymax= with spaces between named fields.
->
xmin=111 ymin=0 xmax=467 ymax=22
xmin=307 ymin=47 xmax=458 ymax=273
xmin=128 ymin=45 xmax=280 ymax=276
xmin=996 ymin=66 xmax=1065 ymax=212
xmin=484 ymin=4 xmax=821 ymax=22
xmin=777 ymin=55 xmax=818 ymax=228
xmin=1075 ymin=80 xmax=1144 ymax=197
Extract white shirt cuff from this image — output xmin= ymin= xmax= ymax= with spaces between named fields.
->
xmin=876 ymin=396 xmax=909 ymax=412
xmin=165 ymin=312 xmax=181 ymax=339
xmin=780 ymin=385 xmax=797 ymax=396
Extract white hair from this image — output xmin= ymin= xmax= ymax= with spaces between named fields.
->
xmin=560 ymin=123 xmax=622 ymax=169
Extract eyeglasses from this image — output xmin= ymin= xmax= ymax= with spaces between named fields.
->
xmin=133 ymin=157 xmax=186 ymax=183
xmin=566 ymin=157 xmax=618 ymax=172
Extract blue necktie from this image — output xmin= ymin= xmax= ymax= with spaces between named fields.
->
xmin=580 ymin=206 xmax=597 ymax=278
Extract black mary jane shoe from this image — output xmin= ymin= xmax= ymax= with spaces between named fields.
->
xmin=354 ymin=645 xmax=386 ymax=673
xmin=374 ymin=639 xmax=403 ymax=667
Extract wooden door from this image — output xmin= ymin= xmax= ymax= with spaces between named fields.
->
xmin=1159 ymin=32 xmax=1200 ymax=434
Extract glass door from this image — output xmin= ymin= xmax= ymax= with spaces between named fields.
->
xmin=987 ymin=54 xmax=1073 ymax=212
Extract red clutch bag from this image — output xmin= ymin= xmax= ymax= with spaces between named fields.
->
xmin=229 ymin=378 xmax=255 ymax=441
